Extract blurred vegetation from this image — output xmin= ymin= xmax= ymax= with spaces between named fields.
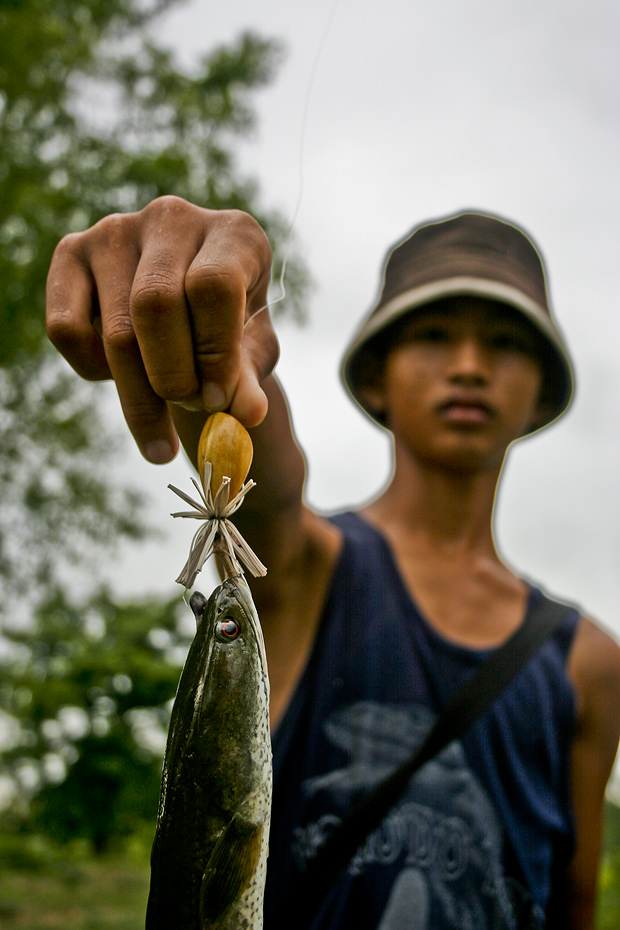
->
xmin=0 ymin=0 xmax=306 ymax=368
xmin=0 ymin=589 xmax=194 ymax=851
xmin=0 ymin=835 xmax=151 ymax=929
xmin=0 ymin=800 xmax=618 ymax=928
xmin=0 ymin=0 xmax=308 ymax=867
xmin=0 ymin=0 xmax=309 ymax=616
xmin=597 ymin=798 xmax=620 ymax=930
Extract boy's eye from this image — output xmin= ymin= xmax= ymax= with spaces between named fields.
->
xmin=413 ymin=324 xmax=450 ymax=343
xmin=492 ymin=332 xmax=519 ymax=349
xmin=490 ymin=330 xmax=534 ymax=353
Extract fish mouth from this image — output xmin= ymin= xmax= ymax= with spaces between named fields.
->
xmin=223 ymin=576 xmax=269 ymax=679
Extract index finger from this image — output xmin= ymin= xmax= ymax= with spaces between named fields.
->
xmin=184 ymin=212 xmax=272 ymax=414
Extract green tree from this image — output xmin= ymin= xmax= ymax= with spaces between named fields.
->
xmin=0 ymin=0 xmax=307 ymax=612
xmin=0 ymin=0 xmax=308 ymax=845
xmin=1 ymin=587 xmax=193 ymax=850
xmin=0 ymin=0 xmax=305 ymax=366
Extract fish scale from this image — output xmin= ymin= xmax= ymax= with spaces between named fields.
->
xmin=146 ymin=576 xmax=272 ymax=930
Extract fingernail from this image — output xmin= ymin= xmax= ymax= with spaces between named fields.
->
xmin=144 ymin=440 xmax=175 ymax=464
xmin=202 ymin=382 xmax=227 ymax=411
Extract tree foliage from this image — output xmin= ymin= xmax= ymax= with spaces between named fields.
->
xmin=0 ymin=0 xmax=307 ymax=617
xmin=0 ymin=362 xmax=146 ymax=614
xmin=0 ymin=0 xmax=308 ymax=616
xmin=0 ymin=0 xmax=305 ymax=366
xmin=0 ymin=0 xmax=308 ymax=842
xmin=1 ymin=586 xmax=194 ymax=850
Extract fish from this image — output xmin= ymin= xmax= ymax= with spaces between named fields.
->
xmin=145 ymin=576 xmax=272 ymax=930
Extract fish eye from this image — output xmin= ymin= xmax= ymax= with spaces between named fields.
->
xmin=215 ymin=617 xmax=241 ymax=642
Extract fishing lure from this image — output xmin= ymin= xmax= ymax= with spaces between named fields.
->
xmin=168 ymin=413 xmax=267 ymax=588
xmin=147 ymin=413 xmax=271 ymax=930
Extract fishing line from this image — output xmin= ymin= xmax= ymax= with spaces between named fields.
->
xmin=245 ymin=0 xmax=343 ymax=329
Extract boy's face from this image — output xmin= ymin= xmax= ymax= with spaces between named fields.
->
xmin=360 ymin=296 xmax=550 ymax=474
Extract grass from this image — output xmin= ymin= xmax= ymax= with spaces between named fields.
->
xmin=596 ymin=800 xmax=620 ymax=930
xmin=0 ymin=835 xmax=150 ymax=930
xmin=0 ymin=801 xmax=618 ymax=928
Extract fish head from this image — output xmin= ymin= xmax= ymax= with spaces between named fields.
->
xmin=182 ymin=576 xmax=271 ymax=810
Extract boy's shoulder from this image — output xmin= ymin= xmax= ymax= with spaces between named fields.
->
xmin=569 ymin=614 xmax=620 ymax=753
xmin=570 ymin=615 xmax=620 ymax=695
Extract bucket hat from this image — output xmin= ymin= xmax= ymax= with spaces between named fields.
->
xmin=342 ymin=210 xmax=574 ymax=432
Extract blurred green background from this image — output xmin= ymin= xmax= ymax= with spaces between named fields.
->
xmin=0 ymin=2 xmax=617 ymax=928
xmin=0 ymin=0 xmax=305 ymax=925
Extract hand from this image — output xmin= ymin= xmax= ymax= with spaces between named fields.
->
xmin=46 ymin=196 xmax=278 ymax=463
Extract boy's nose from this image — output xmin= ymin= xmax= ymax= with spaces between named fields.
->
xmin=448 ymin=337 xmax=491 ymax=385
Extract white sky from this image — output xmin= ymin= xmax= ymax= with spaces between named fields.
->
xmin=102 ymin=0 xmax=620 ymax=642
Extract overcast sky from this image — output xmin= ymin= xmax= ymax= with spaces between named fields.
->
xmin=102 ymin=0 xmax=620 ymax=643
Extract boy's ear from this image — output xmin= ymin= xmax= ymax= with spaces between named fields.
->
xmin=529 ymin=409 xmax=552 ymax=433
xmin=526 ymin=395 xmax=554 ymax=434
xmin=350 ymin=340 xmax=394 ymax=422
xmin=357 ymin=382 xmax=387 ymax=419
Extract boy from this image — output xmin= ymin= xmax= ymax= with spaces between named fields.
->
xmin=47 ymin=200 xmax=620 ymax=928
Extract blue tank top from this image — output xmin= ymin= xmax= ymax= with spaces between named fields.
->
xmin=264 ymin=512 xmax=579 ymax=930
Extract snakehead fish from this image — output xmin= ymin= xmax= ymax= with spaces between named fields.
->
xmin=146 ymin=576 xmax=272 ymax=930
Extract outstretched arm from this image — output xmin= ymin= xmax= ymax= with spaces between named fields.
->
xmin=46 ymin=197 xmax=311 ymax=552
xmin=46 ymin=197 xmax=341 ymax=658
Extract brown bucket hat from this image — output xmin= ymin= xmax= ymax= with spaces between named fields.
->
xmin=342 ymin=210 xmax=574 ymax=433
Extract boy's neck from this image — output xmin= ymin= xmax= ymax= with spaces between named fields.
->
xmin=363 ymin=446 xmax=503 ymax=558
xmin=360 ymin=448 xmax=529 ymax=648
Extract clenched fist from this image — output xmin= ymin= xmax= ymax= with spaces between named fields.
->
xmin=46 ymin=196 xmax=278 ymax=463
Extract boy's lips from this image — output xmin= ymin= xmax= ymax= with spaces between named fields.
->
xmin=437 ymin=394 xmax=495 ymax=424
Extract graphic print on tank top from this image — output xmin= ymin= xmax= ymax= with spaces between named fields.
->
xmin=291 ymin=700 xmax=541 ymax=930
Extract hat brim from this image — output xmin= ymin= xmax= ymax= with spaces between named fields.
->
xmin=342 ymin=275 xmax=574 ymax=434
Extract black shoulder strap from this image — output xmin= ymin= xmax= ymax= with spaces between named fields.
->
xmin=294 ymin=593 xmax=576 ymax=921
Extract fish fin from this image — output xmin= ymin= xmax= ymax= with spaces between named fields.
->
xmin=199 ymin=813 xmax=264 ymax=926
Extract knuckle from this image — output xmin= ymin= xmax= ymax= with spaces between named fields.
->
xmin=92 ymin=211 xmax=130 ymax=236
xmin=198 ymin=348 xmax=229 ymax=365
xmin=150 ymin=374 xmax=198 ymax=403
xmin=103 ymin=318 xmax=137 ymax=355
xmin=51 ymin=230 xmax=85 ymax=262
xmin=185 ymin=264 xmax=244 ymax=309
xmin=140 ymin=194 xmax=191 ymax=221
xmin=45 ymin=318 xmax=108 ymax=382
xmin=45 ymin=313 xmax=73 ymax=349
xmin=195 ymin=347 xmax=233 ymax=372
xmin=226 ymin=209 xmax=271 ymax=248
xmin=148 ymin=362 xmax=199 ymax=404
xmin=195 ymin=346 xmax=240 ymax=388
xmin=226 ymin=211 xmax=273 ymax=273
xmin=86 ymin=211 xmax=138 ymax=253
xmin=124 ymin=398 xmax=165 ymax=433
xmin=130 ymin=272 xmax=182 ymax=317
